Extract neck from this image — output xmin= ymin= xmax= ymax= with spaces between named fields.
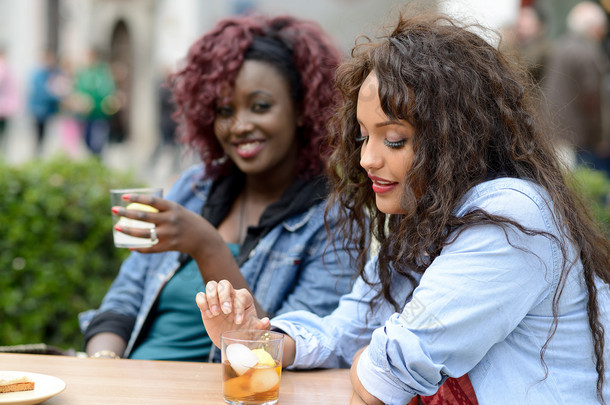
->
xmin=243 ymin=169 xmax=297 ymax=203
xmin=235 ymin=170 xmax=297 ymax=245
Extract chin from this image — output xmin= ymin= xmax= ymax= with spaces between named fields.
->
xmin=375 ymin=200 xmax=403 ymax=215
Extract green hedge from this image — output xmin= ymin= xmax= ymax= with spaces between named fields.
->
xmin=569 ymin=167 xmax=610 ymax=238
xmin=0 ymin=155 xmax=141 ymax=351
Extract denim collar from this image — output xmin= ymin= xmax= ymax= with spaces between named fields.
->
xmin=200 ymin=170 xmax=329 ymax=265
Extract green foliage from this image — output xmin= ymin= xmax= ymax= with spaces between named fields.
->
xmin=0 ymin=155 xmax=142 ymax=351
xmin=568 ymin=167 xmax=610 ymax=238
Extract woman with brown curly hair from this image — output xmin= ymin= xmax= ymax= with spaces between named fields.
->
xmin=197 ymin=11 xmax=610 ymax=404
xmin=79 ymin=14 xmax=355 ymax=362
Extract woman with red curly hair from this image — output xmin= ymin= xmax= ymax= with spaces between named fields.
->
xmin=79 ymin=14 xmax=355 ymax=362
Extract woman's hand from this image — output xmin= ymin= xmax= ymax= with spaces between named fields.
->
xmin=196 ymin=280 xmax=270 ymax=348
xmin=350 ymin=391 xmax=370 ymax=405
xmin=112 ymin=193 xmax=221 ymax=258
xmin=350 ymin=346 xmax=384 ymax=405
xmin=115 ymin=194 xmax=267 ymax=316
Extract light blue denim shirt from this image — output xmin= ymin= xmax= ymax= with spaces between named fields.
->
xmin=272 ymin=177 xmax=610 ymax=404
xmin=79 ymin=164 xmax=355 ymax=357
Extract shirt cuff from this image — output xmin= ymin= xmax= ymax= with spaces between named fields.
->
xmin=357 ymin=345 xmax=416 ymax=405
xmin=83 ymin=311 xmax=135 ymax=347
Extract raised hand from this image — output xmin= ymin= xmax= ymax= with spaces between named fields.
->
xmin=196 ymin=280 xmax=270 ymax=348
xmin=111 ymin=193 xmax=222 ymax=258
xmin=114 ymin=193 xmax=266 ymax=316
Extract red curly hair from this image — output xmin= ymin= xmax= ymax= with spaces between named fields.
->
xmin=171 ymin=14 xmax=342 ymax=180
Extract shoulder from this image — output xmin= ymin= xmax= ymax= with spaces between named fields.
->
xmin=458 ymin=178 xmax=555 ymax=229
xmin=165 ymin=164 xmax=212 ymax=204
xmin=281 ymin=199 xmax=327 ymax=232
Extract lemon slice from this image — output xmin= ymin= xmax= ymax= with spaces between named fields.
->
xmin=251 ymin=348 xmax=275 ymax=367
xmin=126 ymin=202 xmax=158 ymax=213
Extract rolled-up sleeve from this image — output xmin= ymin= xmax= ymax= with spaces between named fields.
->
xmin=272 ymin=256 xmax=397 ymax=369
xmin=357 ymin=186 xmax=560 ymax=403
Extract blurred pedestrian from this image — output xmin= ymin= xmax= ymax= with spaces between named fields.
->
xmin=55 ymin=60 xmax=82 ymax=157
xmin=148 ymin=66 xmax=181 ymax=173
xmin=512 ymin=5 xmax=551 ymax=86
xmin=0 ymin=47 xmax=18 ymax=155
xmin=73 ymin=48 xmax=119 ymax=157
xmin=27 ymin=50 xmax=64 ymax=156
xmin=544 ymin=1 xmax=610 ymax=175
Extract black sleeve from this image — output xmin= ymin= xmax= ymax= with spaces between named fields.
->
xmin=83 ymin=311 xmax=136 ymax=346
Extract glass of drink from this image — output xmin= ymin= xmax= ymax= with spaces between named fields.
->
xmin=221 ymin=330 xmax=284 ymax=405
xmin=110 ymin=187 xmax=163 ymax=248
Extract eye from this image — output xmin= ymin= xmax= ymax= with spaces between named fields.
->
xmin=215 ymin=105 xmax=233 ymax=118
xmin=252 ymin=101 xmax=272 ymax=113
xmin=383 ymin=139 xmax=406 ymax=149
xmin=355 ymin=135 xmax=368 ymax=144
xmin=356 ymin=126 xmax=369 ymax=144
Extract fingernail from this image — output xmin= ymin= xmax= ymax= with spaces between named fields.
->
xmin=122 ymin=194 xmax=130 ymax=200
xmin=111 ymin=207 xmax=120 ymax=215
xmin=211 ymin=305 xmax=220 ymax=316
xmin=204 ymin=310 xmax=213 ymax=319
xmin=235 ymin=314 xmax=243 ymax=324
xmin=114 ymin=225 xmax=122 ymax=232
xmin=222 ymin=302 xmax=232 ymax=314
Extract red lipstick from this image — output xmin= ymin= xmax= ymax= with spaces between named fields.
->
xmin=368 ymin=174 xmax=398 ymax=194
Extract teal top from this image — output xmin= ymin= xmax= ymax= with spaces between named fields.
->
xmin=129 ymin=243 xmax=240 ymax=361
xmin=227 ymin=242 xmax=240 ymax=258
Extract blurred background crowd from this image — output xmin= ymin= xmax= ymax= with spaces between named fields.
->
xmin=0 ymin=0 xmax=609 ymax=189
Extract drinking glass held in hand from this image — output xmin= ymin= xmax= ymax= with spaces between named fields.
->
xmin=110 ymin=188 xmax=163 ymax=248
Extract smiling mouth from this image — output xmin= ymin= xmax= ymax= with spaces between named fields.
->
xmin=368 ymin=177 xmax=398 ymax=194
xmin=234 ymin=140 xmax=265 ymax=158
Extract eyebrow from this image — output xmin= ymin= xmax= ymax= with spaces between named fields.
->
xmin=248 ymin=90 xmax=273 ymax=98
xmin=375 ymin=120 xmax=401 ymax=128
xmin=356 ymin=118 xmax=404 ymax=128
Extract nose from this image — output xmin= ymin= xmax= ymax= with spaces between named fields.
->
xmin=230 ymin=110 xmax=254 ymax=135
xmin=359 ymin=138 xmax=383 ymax=172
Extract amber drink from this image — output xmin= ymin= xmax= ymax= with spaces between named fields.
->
xmin=221 ymin=330 xmax=284 ymax=405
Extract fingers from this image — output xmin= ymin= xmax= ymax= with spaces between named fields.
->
xmin=112 ymin=205 xmax=157 ymax=223
xmin=113 ymin=224 xmax=157 ymax=240
xmin=196 ymin=290 xmax=214 ymax=319
xmin=123 ymin=193 xmax=166 ymax=209
xmin=204 ymin=280 xmax=234 ymax=316
xmin=112 ymin=195 xmax=172 ymax=224
xmin=232 ymin=288 xmax=252 ymax=324
xmin=197 ymin=281 xmax=260 ymax=326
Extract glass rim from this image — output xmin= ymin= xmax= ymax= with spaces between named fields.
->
xmin=109 ymin=187 xmax=163 ymax=194
xmin=221 ymin=329 xmax=284 ymax=344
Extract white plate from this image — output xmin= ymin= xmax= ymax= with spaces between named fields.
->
xmin=0 ymin=372 xmax=66 ymax=405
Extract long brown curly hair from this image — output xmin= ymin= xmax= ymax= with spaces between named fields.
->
xmin=171 ymin=14 xmax=342 ymax=180
xmin=326 ymin=12 xmax=610 ymax=402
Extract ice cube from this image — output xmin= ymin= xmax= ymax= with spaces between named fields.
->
xmin=250 ymin=368 xmax=280 ymax=393
xmin=226 ymin=343 xmax=258 ymax=376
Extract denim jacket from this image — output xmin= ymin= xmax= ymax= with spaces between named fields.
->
xmin=79 ymin=165 xmax=355 ymax=357
xmin=272 ymin=177 xmax=610 ymax=404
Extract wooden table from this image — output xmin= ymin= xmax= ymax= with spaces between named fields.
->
xmin=0 ymin=353 xmax=352 ymax=404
